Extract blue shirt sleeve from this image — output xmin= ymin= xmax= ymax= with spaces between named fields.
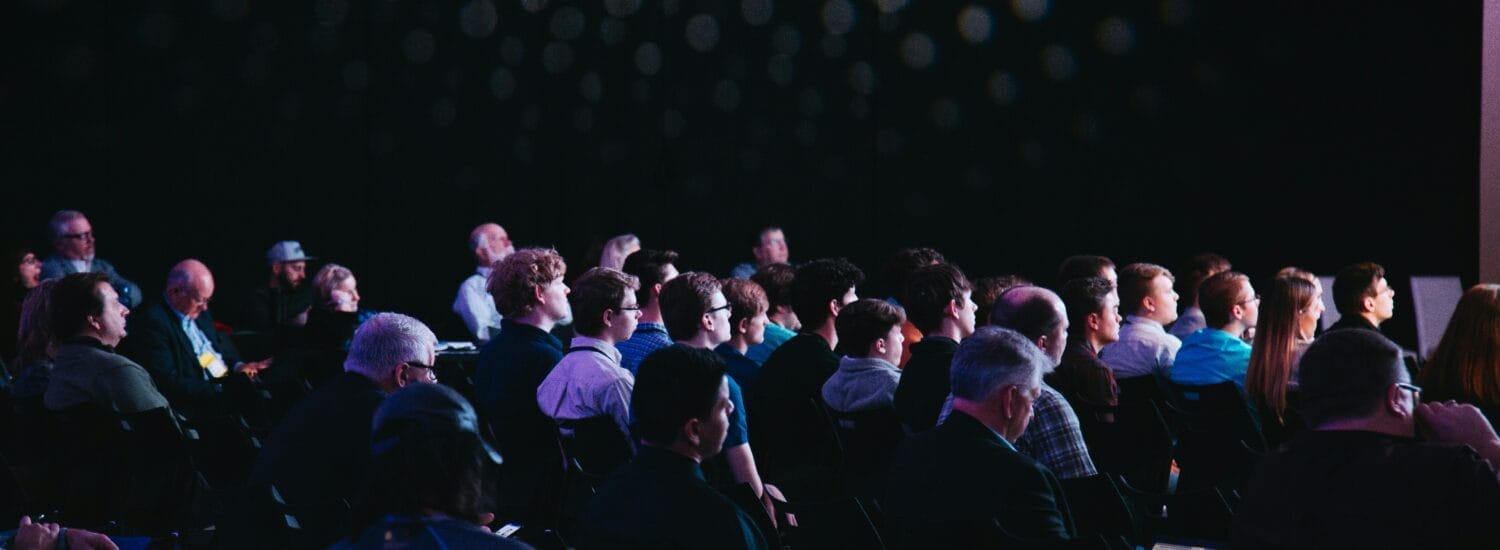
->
xmin=724 ymin=375 xmax=749 ymax=447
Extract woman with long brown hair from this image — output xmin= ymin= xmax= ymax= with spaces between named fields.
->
xmin=1246 ymin=275 xmax=1323 ymax=445
xmin=1417 ymin=284 xmax=1500 ymax=427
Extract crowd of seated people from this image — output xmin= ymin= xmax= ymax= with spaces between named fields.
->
xmin=3 ymin=211 xmax=1500 ymax=549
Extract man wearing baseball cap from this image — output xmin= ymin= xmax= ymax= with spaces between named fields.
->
xmin=241 ymin=240 xmax=317 ymax=333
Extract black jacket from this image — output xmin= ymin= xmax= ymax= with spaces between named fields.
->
xmin=121 ymin=299 xmax=243 ymax=420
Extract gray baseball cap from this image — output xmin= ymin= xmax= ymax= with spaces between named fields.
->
xmin=266 ymin=240 xmax=314 ymax=264
xmin=371 ymin=383 xmax=503 ymax=465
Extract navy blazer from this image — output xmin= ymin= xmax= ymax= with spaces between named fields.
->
xmin=39 ymin=255 xmax=143 ymax=308
xmin=121 ymin=298 xmax=243 ymax=419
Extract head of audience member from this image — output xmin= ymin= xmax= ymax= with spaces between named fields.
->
xmin=721 ymin=278 xmax=769 ymax=353
xmin=659 ymin=272 xmax=731 ymax=348
xmin=632 ymin=345 xmax=734 ymax=462
xmin=989 ymin=286 xmax=1068 ymax=366
xmin=314 ymin=263 xmax=361 ymax=313
xmin=1176 ymin=253 xmax=1232 ymax=310
xmin=1246 ymin=276 xmax=1322 ymax=417
xmin=948 ymin=326 xmax=1053 ymax=441
xmin=750 ymin=226 xmax=790 ymax=268
xmin=1297 ymin=329 xmax=1415 ymax=436
xmin=467 ymin=223 xmax=514 ymax=269
xmin=622 ymin=249 xmax=680 ymax=322
xmin=488 ymin=248 xmax=570 ymax=330
xmin=836 ymin=299 xmax=906 ymax=364
xmin=9 ymin=247 xmax=41 ymax=291
xmin=343 ymin=312 xmax=439 ymax=393
xmin=13 ymin=279 xmax=58 ymax=373
xmin=570 ymin=267 xmax=641 ymax=345
xmin=1199 ymin=271 xmax=1259 ymax=337
xmin=49 ymin=210 xmax=96 ymax=262
xmin=884 ymin=247 xmax=946 ymax=304
xmin=1417 ymin=284 xmax=1500 ymax=407
xmin=49 ymin=272 xmax=129 ymax=347
xmin=1057 ymin=255 xmax=1116 ymax=289
xmin=751 ymin=263 xmax=799 ymax=331
xmin=973 ymin=275 xmax=1031 ymax=326
xmin=265 ymin=241 xmax=313 ymax=290
xmin=1276 ymin=267 xmax=1322 ymax=337
xmin=165 ymin=259 xmax=216 ymax=320
xmin=1060 ymin=277 xmax=1121 ymax=352
xmin=1333 ymin=261 xmax=1395 ymax=327
xmin=791 ymin=258 xmax=865 ymax=346
xmin=360 ymin=383 xmax=501 ymax=530
xmin=904 ymin=263 xmax=976 ymax=341
xmin=1118 ymin=263 xmax=1179 ymax=326
xmin=599 ymin=233 xmax=641 ymax=271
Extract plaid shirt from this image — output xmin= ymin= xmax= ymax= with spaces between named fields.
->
xmin=1015 ymin=383 xmax=1097 ymax=480
xmin=616 ymin=322 xmax=672 ymax=375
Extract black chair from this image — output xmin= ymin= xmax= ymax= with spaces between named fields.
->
xmin=1113 ymin=474 xmax=1235 ymax=547
xmin=115 ymin=407 xmax=213 ymax=534
xmin=782 ymin=496 xmax=885 ymax=550
xmin=829 ymin=407 xmax=906 ymax=499
xmin=53 ymin=403 xmax=130 ymax=528
xmin=0 ymin=450 xmax=28 ymax=527
xmin=1086 ymin=400 xmax=1173 ymax=494
xmin=1059 ymin=474 xmax=1137 ymax=547
xmin=757 ymin=398 xmax=845 ymax=501
xmin=219 ymin=484 xmax=350 ymax=550
xmin=895 ymin=518 xmax=1112 ymax=550
xmin=8 ymin=393 xmax=63 ymax=513
xmin=1171 ymin=382 xmax=1265 ymax=493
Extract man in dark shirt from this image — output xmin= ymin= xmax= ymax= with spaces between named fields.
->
xmin=885 ymin=326 xmax=1075 ymax=544
xmin=575 ymin=345 xmax=770 ymax=549
xmin=44 ymin=272 xmax=170 ymax=414
xmin=894 ymin=263 xmax=977 ymax=432
xmin=240 ymin=240 xmax=316 ymax=334
xmin=473 ymin=248 xmax=571 ymax=512
xmin=1327 ymin=261 xmax=1395 ymax=333
xmin=1231 ymin=329 xmax=1500 ymax=548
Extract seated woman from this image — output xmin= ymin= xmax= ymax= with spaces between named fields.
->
xmin=1246 ymin=274 xmax=1323 ymax=447
xmin=300 ymin=264 xmax=375 ymax=386
xmin=2 ymin=246 xmax=43 ymax=379
xmin=10 ymin=279 xmax=58 ymax=400
xmin=1417 ymin=284 xmax=1500 ymax=428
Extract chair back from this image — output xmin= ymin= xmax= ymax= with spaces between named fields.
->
xmin=1317 ymin=275 xmax=1340 ymax=331
xmin=1059 ymin=474 xmax=1138 ymax=548
xmin=1409 ymin=275 xmax=1464 ymax=360
xmin=557 ymin=415 xmax=632 ymax=477
xmin=830 ymin=407 xmax=906 ymax=497
xmin=1171 ymin=382 xmax=1264 ymax=493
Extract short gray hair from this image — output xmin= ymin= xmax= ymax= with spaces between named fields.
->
xmin=950 ymin=326 xmax=1049 ymax=401
xmin=345 ymin=313 xmax=437 ymax=381
xmin=49 ymin=210 xmax=87 ymax=240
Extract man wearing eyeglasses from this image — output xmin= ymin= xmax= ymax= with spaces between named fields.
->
xmin=39 ymin=209 xmax=142 ymax=308
xmin=536 ymin=267 xmax=641 ymax=450
xmin=1329 ymin=261 xmax=1396 ymax=334
xmin=1169 ymin=270 xmax=1259 ymax=391
xmin=1231 ymin=329 xmax=1500 ymax=548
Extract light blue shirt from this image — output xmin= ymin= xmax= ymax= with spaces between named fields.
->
xmin=746 ymin=322 xmax=795 ymax=365
xmin=167 ymin=299 xmax=222 ymax=380
xmin=1170 ymin=328 xmax=1252 ymax=389
xmin=1099 ymin=315 xmax=1181 ymax=379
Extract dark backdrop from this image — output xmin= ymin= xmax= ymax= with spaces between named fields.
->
xmin=1 ymin=0 xmax=1479 ymax=347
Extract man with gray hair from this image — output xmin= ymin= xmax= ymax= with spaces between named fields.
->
xmin=247 ymin=312 xmax=438 ymax=538
xmin=39 ymin=209 xmax=142 ymax=307
xmin=453 ymin=222 xmax=513 ymax=343
xmin=885 ymin=326 xmax=1076 ymax=544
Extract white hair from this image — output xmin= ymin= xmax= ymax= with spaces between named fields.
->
xmin=344 ymin=313 xmax=437 ymax=381
xmin=49 ymin=210 xmax=87 ymax=240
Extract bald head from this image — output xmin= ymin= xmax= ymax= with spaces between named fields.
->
xmin=990 ymin=285 xmax=1068 ymax=365
xmin=166 ymin=259 xmax=215 ymax=319
xmin=469 ymin=223 xmax=514 ymax=266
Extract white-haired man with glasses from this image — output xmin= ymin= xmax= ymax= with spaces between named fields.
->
xmin=39 ymin=209 xmax=142 ymax=307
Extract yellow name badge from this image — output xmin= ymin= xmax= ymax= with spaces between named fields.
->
xmin=199 ymin=352 xmax=229 ymax=379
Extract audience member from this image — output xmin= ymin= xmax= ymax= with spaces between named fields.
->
xmin=1057 ymin=254 xmax=1116 ymax=288
xmin=716 ymin=278 xmax=769 ymax=388
xmin=823 ymin=299 xmax=905 ymax=413
xmin=3 ymin=246 xmax=42 ymax=366
xmin=1051 ymin=277 xmax=1121 ymax=422
xmin=1417 ymin=284 xmax=1500 ymax=427
xmin=473 ymin=248 xmax=571 ymax=513
xmin=44 ymin=272 xmax=168 ymax=414
xmin=574 ymin=345 xmax=771 ymax=549
xmin=1099 ymin=263 xmax=1180 ymax=379
xmin=745 ymin=263 xmax=798 ymax=364
xmin=1246 ymin=275 xmax=1322 ymax=442
xmin=38 ymin=210 xmax=142 ymax=308
xmin=883 ymin=247 xmax=946 ymax=367
xmin=972 ymin=274 xmax=1030 ymax=327
xmin=885 ymin=326 xmax=1077 ymax=544
xmin=454 ymin=223 xmax=513 ymax=343
xmin=9 ymin=280 xmax=57 ymax=400
xmin=240 ymin=240 xmax=316 ymax=333
xmin=1169 ymin=253 xmax=1231 ymax=338
xmin=991 ymin=286 xmax=1098 ymax=480
xmin=616 ymin=249 xmax=680 ymax=374
xmin=729 ymin=226 xmax=789 ymax=280
xmin=1230 ymin=329 xmax=1500 ymax=547
xmin=303 ymin=263 xmax=371 ymax=353
xmin=340 ymin=383 xmax=524 ymax=549
xmin=1329 ymin=261 xmax=1396 ymax=333
xmin=893 ymin=263 xmax=977 ymax=431
xmin=598 ymin=233 xmax=641 ymax=271
xmin=1171 ymin=271 xmax=1258 ymax=389
xmin=248 ymin=313 xmax=438 ymax=542
xmin=535 ymin=267 xmax=639 ymax=444
xmin=120 ymin=260 xmax=270 ymax=421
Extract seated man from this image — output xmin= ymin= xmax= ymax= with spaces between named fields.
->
xmin=716 ymin=278 xmax=770 ymax=388
xmin=1170 ymin=271 xmax=1258 ymax=390
xmin=1329 ymin=261 xmax=1396 ymax=334
xmin=883 ymin=247 xmax=947 ymax=367
xmin=120 ymin=260 xmax=270 ymax=422
xmin=992 ymin=286 xmax=1098 ymax=480
xmin=1231 ymin=329 xmax=1500 ymax=547
xmin=894 ymin=262 xmax=977 ymax=431
xmin=247 ymin=313 xmax=438 ymax=545
xmin=453 ymin=223 xmax=513 ymax=343
xmin=616 ymin=249 xmax=680 ymax=374
xmin=885 ymin=326 xmax=1076 ymax=544
xmin=240 ymin=240 xmax=316 ymax=333
xmin=1099 ymin=262 xmax=1180 ymax=380
xmin=38 ymin=210 xmax=142 ymax=308
xmin=1051 ymin=277 xmax=1121 ymax=422
xmin=574 ymin=345 xmax=770 ymax=549
xmin=44 ymin=272 xmax=168 ymax=414
xmin=1169 ymin=253 xmax=1231 ymax=338
xmin=535 ymin=267 xmax=639 ymax=444
xmin=745 ymin=263 xmax=798 ymax=365
xmin=729 ymin=226 xmax=789 ymax=280
xmin=822 ymin=299 xmax=905 ymax=413
xmin=1057 ymin=254 xmax=1117 ymax=288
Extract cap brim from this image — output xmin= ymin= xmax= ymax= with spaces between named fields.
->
xmin=481 ymin=440 xmax=504 ymax=465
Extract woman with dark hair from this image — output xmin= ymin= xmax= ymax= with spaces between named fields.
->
xmin=1245 ymin=275 xmax=1323 ymax=446
xmin=1417 ymin=284 xmax=1500 ymax=427
xmin=9 ymin=279 xmax=59 ymax=399
xmin=2 ymin=246 xmax=43 ymax=373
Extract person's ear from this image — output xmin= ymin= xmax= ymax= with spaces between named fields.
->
xmin=1142 ymin=296 xmax=1156 ymax=314
xmin=945 ymin=299 xmax=960 ymax=319
xmin=86 ymin=314 xmax=103 ymax=332
xmin=1385 ymin=384 xmax=1410 ymax=418
xmin=873 ymin=338 xmax=888 ymax=357
xmin=652 ymin=283 xmax=664 ymax=300
xmin=601 ymin=309 xmax=615 ymax=330
xmin=1363 ymin=295 xmax=1378 ymax=314
xmin=737 ymin=317 xmax=751 ymax=336
xmin=1034 ymin=335 xmax=1048 ymax=352
xmin=828 ymin=299 xmax=841 ymax=318
xmin=533 ymin=285 xmax=546 ymax=304
xmin=683 ymin=417 xmax=703 ymax=447
xmin=1087 ymin=311 xmax=1103 ymax=332
xmin=393 ymin=363 xmax=410 ymax=389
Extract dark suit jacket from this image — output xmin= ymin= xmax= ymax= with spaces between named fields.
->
xmin=121 ymin=299 xmax=243 ymax=420
xmin=39 ymin=255 xmax=143 ymax=308
xmin=474 ymin=319 xmax=564 ymax=508
xmin=884 ymin=411 xmax=1076 ymax=543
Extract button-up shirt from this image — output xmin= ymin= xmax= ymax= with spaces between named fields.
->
xmin=453 ymin=266 xmax=503 ymax=343
xmin=168 ymin=300 xmax=224 ymax=380
xmin=1171 ymin=327 xmax=1252 ymax=389
xmin=616 ymin=322 xmax=672 ymax=375
xmin=1100 ymin=315 xmax=1181 ymax=379
xmin=536 ymin=336 xmax=635 ymax=441
xmin=1014 ymin=383 xmax=1098 ymax=480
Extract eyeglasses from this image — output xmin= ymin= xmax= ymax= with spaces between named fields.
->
xmin=616 ymin=304 xmax=641 ymax=312
xmin=1396 ymin=382 xmax=1421 ymax=396
xmin=1238 ymin=294 xmax=1261 ymax=305
xmin=406 ymin=361 xmax=439 ymax=382
xmin=707 ymin=304 xmax=732 ymax=315
xmin=60 ymin=231 xmax=94 ymax=241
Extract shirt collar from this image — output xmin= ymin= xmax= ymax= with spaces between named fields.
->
xmin=570 ymin=335 xmax=623 ymax=363
xmin=1124 ymin=315 xmax=1164 ymax=330
xmin=165 ymin=297 xmax=192 ymax=325
xmin=635 ymin=322 xmax=668 ymax=335
xmin=475 ymin=265 xmax=493 ymax=278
